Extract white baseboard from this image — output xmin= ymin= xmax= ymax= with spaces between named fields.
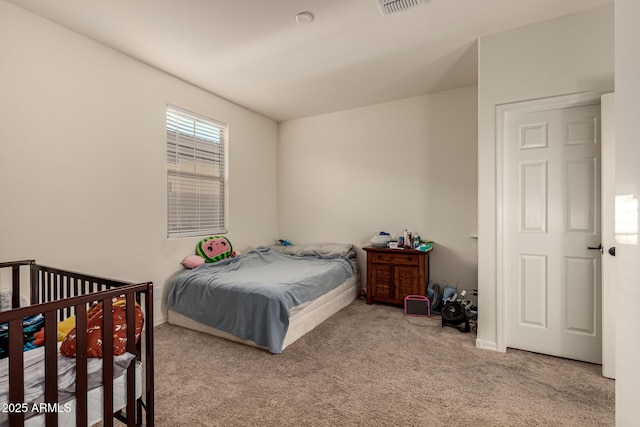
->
xmin=154 ymin=313 xmax=167 ymax=326
xmin=475 ymin=338 xmax=503 ymax=352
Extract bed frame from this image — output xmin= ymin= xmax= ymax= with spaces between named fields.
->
xmin=0 ymin=260 xmax=154 ymax=427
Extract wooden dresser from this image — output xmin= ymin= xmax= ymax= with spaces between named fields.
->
xmin=364 ymin=246 xmax=430 ymax=305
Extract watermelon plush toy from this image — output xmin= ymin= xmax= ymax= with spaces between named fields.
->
xmin=182 ymin=236 xmax=235 ymax=269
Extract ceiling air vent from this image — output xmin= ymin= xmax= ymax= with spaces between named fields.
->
xmin=377 ymin=0 xmax=429 ymax=15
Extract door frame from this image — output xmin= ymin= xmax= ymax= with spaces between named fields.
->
xmin=600 ymin=92 xmax=615 ymax=378
xmin=495 ymin=91 xmax=607 ymax=353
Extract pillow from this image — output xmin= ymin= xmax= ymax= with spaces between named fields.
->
xmin=0 ymin=290 xmax=11 ymax=312
xmin=33 ymin=314 xmax=76 ymax=346
xmin=300 ymin=243 xmax=355 ymax=258
xmin=269 ymin=245 xmax=305 ymax=256
xmin=0 ymin=291 xmax=30 ymax=312
xmin=60 ymin=297 xmax=144 ymax=358
xmin=196 ymin=236 xmax=234 ymax=263
xmin=182 ymin=255 xmax=205 ymax=269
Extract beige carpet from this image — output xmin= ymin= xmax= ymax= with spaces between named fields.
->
xmin=153 ymin=300 xmax=614 ymax=426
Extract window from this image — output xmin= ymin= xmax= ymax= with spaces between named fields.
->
xmin=166 ymin=105 xmax=228 ymax=238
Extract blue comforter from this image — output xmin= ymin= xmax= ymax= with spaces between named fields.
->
xmin=167 ymin=247 xmax=354 ymax=353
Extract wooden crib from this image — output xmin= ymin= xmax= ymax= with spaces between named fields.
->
xmin=0 ymin=260 xmax=154 ymax=426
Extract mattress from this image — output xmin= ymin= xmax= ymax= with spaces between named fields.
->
xmin=26 ymin=361 xmax=142 ymax=427
xmin=0 ymin=344 xmax=141 ymax=427
xmin=167 ymin=246 xmax=356 ymax=353
xmin=168 ymin=274 xmax=359 ymax=351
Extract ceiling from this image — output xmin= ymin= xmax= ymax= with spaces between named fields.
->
xmin=7 ymin=0 xmax=613 ymax=122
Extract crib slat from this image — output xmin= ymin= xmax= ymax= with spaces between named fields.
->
xmin=144 ymin=288 xmax=155 ymax=427
xmin=30 ymin=265 xmax=39 ymax=305
xmin=11 ymin=265 xmax=20 ymax=308
xmin=125 ymin=292 xmax=136 ymax=425
xmin=125 ymin=293 xmax=137 ymax=425
xmin=47 ymin=272 xmax=53 ymax=302
xmin=65 ymin=277 xmax=72 ymax=320
xmin=102 ymin=297 xmax=114 ymax=427
xmin=8 ymin=319 xmax=25 ymax=426
xmin=53 ymin=272 xmax=59 ymax=301
xmin=44 ymin=310 xmax=59 ymax=427
xmin=75 ymin=303 xmax=88 ymax=426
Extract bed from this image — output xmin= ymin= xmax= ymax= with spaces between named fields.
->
xmin=167 ymin=243 xmax=360 ymax=353
xmin=0 ymin=260 xmax=154 ymax=427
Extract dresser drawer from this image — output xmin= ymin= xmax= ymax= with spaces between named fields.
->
xmin=369 ymin=252 xmax=419 ymax=266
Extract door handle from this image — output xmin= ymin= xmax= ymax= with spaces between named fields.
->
xmin=587 ymin=244 xmax=603 ymax=254
xmin=608 ymin=246 xmax=616 ymax=256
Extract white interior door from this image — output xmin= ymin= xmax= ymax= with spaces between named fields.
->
xmin=504 ymin=102 xmax=602 ymax=364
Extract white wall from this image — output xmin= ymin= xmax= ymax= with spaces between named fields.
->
xmin=614 ymin=0 xmax=640 ymax=424
xmin=477 ymin=5 xmax=614 ymax=349
xmin=0 ymin=1 xmax=279 ymax=324
xmin=278 ymin=86 xmax=478 ymax=289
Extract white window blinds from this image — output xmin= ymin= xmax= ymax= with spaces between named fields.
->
xmin=166 ymin=105 xmax=228 ymax=238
